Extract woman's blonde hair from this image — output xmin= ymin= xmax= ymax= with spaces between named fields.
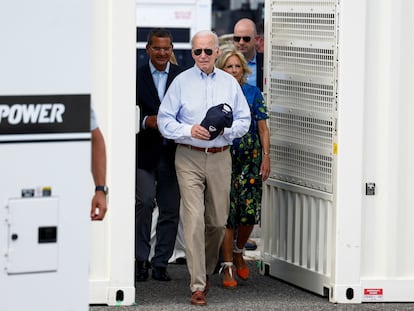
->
xmin=215 ymin=46 xmax=252 ymax=85
xmin=170 ymin=51 xmax=178 ymax=65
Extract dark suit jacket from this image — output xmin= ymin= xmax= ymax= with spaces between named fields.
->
xmin=136 ymin=63 xmax=183 ymax=170
xmin=256 ymin=52 xmax=264 ymax=92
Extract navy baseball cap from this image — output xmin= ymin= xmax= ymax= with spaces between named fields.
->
xmin=200 ymin=103 xmax=233 ymax=140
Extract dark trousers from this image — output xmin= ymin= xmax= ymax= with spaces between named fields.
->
xmin=135 ymin=149 xmax=180 ymax=268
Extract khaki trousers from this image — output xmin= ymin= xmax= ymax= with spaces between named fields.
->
xmin=175 ymin=144 xmax=231 ymax=293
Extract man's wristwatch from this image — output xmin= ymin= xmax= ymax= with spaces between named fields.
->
xmin=95 ymin=185 xmax=109 ymax=195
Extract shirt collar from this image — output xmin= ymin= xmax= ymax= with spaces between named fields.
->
xmin=149 ymin=61 xmax=170 ymax=75
xmin=248 ymin=53 xmax=257 ymax=65
xmin=195 ymin=65 xmax=217 ymax=79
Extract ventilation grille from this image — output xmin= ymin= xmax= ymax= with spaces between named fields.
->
xmin=267 ymin=0 xmax=338 ymax=193
xmin=269 ymin=79 xmax=335 ymax=114
xmin=271 ymin=11 xmax=337 ymax=42
xmin=269 ymin=144 xmax=333 ymax=192
xmin=269 ymin=111 xmax=333 ymax=149
xmin=271 ymin=46 xmax=336 ymax=80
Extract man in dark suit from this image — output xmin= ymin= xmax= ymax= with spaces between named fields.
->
xmin=233 ymin=18 xmax=264 ymax=92
xmin=136 ymin=28 xmax=183 ymax=282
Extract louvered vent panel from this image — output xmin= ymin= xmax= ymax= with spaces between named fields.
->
xmin=268 ymin=0 xmax=338 ymax=193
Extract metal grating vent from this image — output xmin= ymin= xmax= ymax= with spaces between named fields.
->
xmin=271 ymin=11 xmax=336 ymax=42
xmin=269 ymin=144 xmax=333 ymax=192
xmin=269 ymin=79 xmax=334 ymax=114
xmin=269 ymin=111 xmax=333 ymax=149
xmin=271 ymin=46 xmax=336 ymax=80
xmin=267 ymin=0 xmax=338 ymax=193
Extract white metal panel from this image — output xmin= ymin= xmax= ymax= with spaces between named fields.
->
xmin=6 ymin=198 xmax=59 ymax=274
xmin=135 ymin=0 xmax=212 ymax=50
xmin=359 ymin=0 xmax=414 ymax=302
xmin=330 ymin=0 xmax=366 ymax=303
xmin=88 ymin=0 xmax=136 ymax=306
xmin=0 ymin=0 xmax=93 ymax=310
xmin=0 ymin=0 xmax=91 ymax=95
xmin=263 ymin=1 xmax=339 ymax=299
xmin=263 ymin=0 xmax=414 ymax=304
xmin=0 ymin=141 xmax=91 ymax=311
xmin=262 ymin=0 xmax=365 ymax=303
xmin=261 ymin=179 xmax=333 ymax=296
xmin=266 ymin=0 xmax=338 ymax=194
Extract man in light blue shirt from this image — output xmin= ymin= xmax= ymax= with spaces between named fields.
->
xmin=158 ymin=30 xmax=250 ymax=306
xmin=246 ymin=54 xmax=258 ymax=86
xmin=233 ymin=18 xmax=264 ymax=91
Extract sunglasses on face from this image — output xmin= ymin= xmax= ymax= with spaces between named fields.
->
xmin=193 ymin=48 xmax=213 ymax=56
xmin=233 ymin=36 xmax=251 ymax=42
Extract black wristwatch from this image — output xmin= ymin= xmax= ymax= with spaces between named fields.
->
xmin=95 ymin=185 xmax=109 ymax=195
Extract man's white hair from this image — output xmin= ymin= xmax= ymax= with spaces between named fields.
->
xmin=191 ymin=30 xmax=219 ymax=48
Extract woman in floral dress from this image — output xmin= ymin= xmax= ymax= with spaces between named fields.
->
xmin=216 ymin=47 xmax=271 ymax=288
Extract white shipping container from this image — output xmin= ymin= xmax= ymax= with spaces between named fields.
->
xmin=0 ymin=1 xmax=95 ymax=310
xmin=261 ymin=0 xmax=414 ymax=303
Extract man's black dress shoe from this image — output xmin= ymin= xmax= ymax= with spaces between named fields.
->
xmin=152 ymin=267 xmax=171 ymax=281
xmin=135 ymin=261 xmax=150 ymax=282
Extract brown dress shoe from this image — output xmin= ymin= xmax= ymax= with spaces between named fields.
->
xmin=191 ymin=290 xmax=207 ymax=306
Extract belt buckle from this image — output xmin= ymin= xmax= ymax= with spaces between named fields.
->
xmin=204 ymin=147 xmax=209 ymax=153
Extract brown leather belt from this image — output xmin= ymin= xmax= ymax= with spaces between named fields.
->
xmin=180 ymin=144 xmax=229 ymax=153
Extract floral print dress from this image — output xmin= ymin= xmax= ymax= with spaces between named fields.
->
xmin=227 ymin=83 xmax=269 ymax=228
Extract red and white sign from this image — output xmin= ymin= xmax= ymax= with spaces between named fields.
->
xmin=363 ymin=288 xmax=384 ymax=301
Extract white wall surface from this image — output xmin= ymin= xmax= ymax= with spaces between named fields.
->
xmin=89 ymin=0 xmax=136 ymax=306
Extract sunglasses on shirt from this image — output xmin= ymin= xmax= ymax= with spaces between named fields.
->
xmin=193 ymin=48 xmax=214 ymax=56
xmin=233 ymin=36 xmax=251 ymax=42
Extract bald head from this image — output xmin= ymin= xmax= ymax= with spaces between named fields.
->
xmin=234 ymin=18 xmax=257 ymax=37
xmin=233 ymin=18 xmax=257 ymax=61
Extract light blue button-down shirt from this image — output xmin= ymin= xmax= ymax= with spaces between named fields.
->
xmin=157 ymin=65 xmax=251 ymax=148
xmin=246 ymin=53 xmax=258 ymax=87
xmin=142 ymin=61 xmax=170 ymax=129
xmin=150 ymin=61 xmax=169 ymax=101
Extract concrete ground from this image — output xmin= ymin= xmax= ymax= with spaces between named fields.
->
xmin=90 ymin=238 xmax=414 ymax=311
